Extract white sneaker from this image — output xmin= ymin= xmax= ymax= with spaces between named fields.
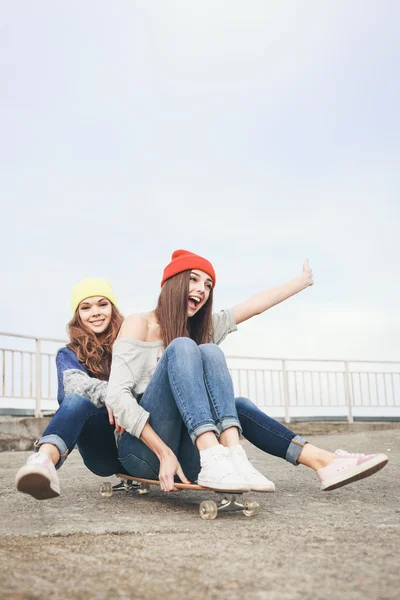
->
xmin=229 ymin=445 xmax=275 ymax=492
xmin=197 ymin=444 xmax=251 ymax=492
xmin=16 ymin=452 xmax=60 ymax=500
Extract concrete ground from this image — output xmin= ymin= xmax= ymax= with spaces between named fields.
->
xmin=1 ymin=429 xmax=399 ymax=600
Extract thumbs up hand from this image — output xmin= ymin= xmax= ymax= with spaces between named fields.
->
xmin=302 ymin=259 xmax=314 ymax=288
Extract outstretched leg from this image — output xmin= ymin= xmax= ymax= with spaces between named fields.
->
xmin=235 ymin=396 xmax=388 ymax=491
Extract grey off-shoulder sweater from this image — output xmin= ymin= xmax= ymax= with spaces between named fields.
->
xmin=105 ymin=309 xmax=238 ymax=439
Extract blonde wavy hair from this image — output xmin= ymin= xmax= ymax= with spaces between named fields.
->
xmin=66 ymin=304 xmax=124 ymax=379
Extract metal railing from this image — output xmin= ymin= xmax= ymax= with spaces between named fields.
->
xmin=0 ymin=332 xmax=66 ymax=417
xmin=1 ymin=332 xmax=400 ymax=421
xmin=227 ymin=356 xmax=400 ymax=423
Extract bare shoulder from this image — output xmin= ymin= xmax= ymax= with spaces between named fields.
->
xmin=118 ymin=313 xmax=150 ymax=341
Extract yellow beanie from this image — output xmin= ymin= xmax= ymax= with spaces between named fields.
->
xmin=70 ymin=278 xmax=118 ymax=315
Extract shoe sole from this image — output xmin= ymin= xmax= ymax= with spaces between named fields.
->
xmin=16 ymin=466 xmax=60 ymax=500
xmin=321 ymin=455 xmax=389 ymax=491
xmin=249 ymin=484 xmax=276 ymax=493
xmin=197 ymin=479 xmax=251 ymax=492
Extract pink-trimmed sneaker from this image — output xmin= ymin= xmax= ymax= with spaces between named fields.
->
xmin=317 ymin=449 xmax=388 ymax=491
xmin=16 ymin=452 xmax=60 ymax=500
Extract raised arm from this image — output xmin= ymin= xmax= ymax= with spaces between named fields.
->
xmin=232 ymin=260 xmax=314 ymax=325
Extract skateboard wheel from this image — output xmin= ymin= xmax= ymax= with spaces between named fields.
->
xmin=199 ymin=500 xmax=218 ymax=520
xmin=242 ymin=500 xmax=259 ymax=517
xmin=100 ymin=482 xmax=113 ymax=498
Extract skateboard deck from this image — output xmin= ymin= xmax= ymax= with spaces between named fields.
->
xmin=100 ymin=473 xmax=261 ymax=520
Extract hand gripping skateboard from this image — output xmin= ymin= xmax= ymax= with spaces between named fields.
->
xmin=100 ymin=474 xmax=261 ymax=520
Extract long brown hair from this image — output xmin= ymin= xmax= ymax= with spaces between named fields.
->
xmin=154 ymin=271 xmax=214 ymax=347
xmin=67 ymin=304 xmax=124 ymax=379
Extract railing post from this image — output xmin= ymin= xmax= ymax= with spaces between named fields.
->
xmin=282 ymin=359 xmax=290 ymax=423
xmin=35 ymin=339 xmax=42 ymax=418
xmin=343 ymin=361 xmax=353 ymax=424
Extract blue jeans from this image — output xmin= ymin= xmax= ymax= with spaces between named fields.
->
xmin=35 ymin=394 xmax=125 ymax=476
xmin=235 ymin=397 xmax=306 ymax=465
xmin=118 ymin=338 xmax=306 ymax=481
xmin=118 ymin=338 xmax=242 ymax=481
xmin=37 ymin=342 xmax=306 ymax=479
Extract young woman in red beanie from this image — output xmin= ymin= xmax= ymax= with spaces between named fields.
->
xmin=16 ymin=279 xmax=127 ymax=500
xmin=105 ymin=251 xmax=388 ymax=494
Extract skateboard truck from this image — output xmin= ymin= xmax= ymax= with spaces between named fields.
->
xmin=199 ymin=495 xmax=259 ymax=519
xmin=104 ymin=479 xmax=142 ymax=493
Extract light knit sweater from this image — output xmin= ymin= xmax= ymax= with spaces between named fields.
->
xmin=106 ymin=309 xmax=237 ymax=438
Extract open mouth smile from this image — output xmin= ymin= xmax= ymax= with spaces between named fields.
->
xmin=188 ymin=296 xmax=202 ymax=311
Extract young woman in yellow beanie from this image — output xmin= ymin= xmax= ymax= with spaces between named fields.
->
xmin=105 ymin=250 xmax=388 ymax=494
xmin=16 ymin=279 xmax=126 ymax=499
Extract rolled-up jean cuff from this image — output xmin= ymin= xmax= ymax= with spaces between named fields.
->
xmin=34 ymin=434 xmax=68 ymax=470
xmin=286 ymin=435 xmax=307 ymax=465
xmin=217 ymin=417 xmax=243 ymax=437
xmin=190 ymin=422 xmax=220 ymax=444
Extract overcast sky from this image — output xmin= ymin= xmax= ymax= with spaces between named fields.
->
xmin=1 ymin=1 xmax=399 ymax=361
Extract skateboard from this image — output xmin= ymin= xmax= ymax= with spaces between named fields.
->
xmin=100 ymin=474 xmax=261 ymax=520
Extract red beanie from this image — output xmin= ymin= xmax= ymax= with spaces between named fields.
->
xmin=161 ymin=249 xmax=216 ymax=287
